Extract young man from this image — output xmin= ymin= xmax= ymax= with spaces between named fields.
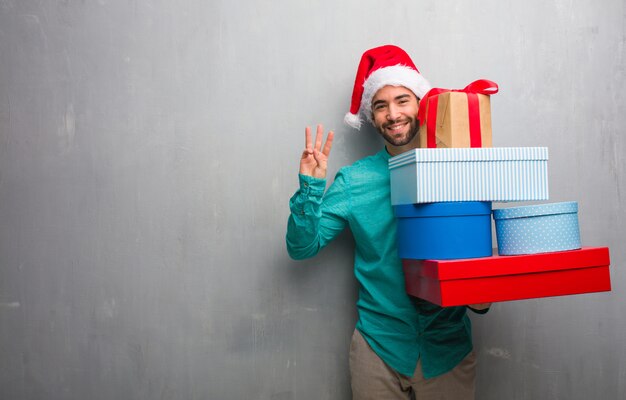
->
xmin=286 ymin=45 xmax=489 ymax=400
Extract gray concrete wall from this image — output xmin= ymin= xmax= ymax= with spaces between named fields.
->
xmin=0 ymin=1 xmax=624 ymax=399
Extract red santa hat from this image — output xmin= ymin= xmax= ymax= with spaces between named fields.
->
xmin=344 ymin=45 xmax=432 ymax=130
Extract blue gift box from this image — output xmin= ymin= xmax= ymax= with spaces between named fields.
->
xmin=394 ymin=202 xmax=493 ymax=260
xmin=493 ymin=202 xmax=581 ymax=255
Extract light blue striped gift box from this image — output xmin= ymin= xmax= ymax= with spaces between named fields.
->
xmin=388 ymin=147 xmax=549 ymax=205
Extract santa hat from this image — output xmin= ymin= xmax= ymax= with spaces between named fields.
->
xmin=344 ymin=45 xmax=432 ymax=130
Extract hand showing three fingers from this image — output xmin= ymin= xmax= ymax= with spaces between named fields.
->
xmin=300 ymin=124 xmax=334 ymax=179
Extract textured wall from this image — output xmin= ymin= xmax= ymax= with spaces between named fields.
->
xmin=0 ymin=1 xmax=624 ymax=399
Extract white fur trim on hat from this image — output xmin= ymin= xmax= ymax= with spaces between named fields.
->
xmin=344 ymin=112 xmax=362 ymax=130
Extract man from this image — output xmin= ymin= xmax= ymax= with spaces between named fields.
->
xmin=286 ymin=45 xmax=490 ymax=400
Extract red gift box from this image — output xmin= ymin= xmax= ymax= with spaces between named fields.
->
xmin=417 ymin=79 xmax=498 ymax=149
xmin=403 ymin=247 xmax=611 ymax=306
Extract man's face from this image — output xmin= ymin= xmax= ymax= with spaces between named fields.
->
xmin=371 ymin=85 xmax=420 ymax=147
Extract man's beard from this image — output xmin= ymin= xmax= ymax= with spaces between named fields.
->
xmin=377 ymin=118 xmax=419 ymax=147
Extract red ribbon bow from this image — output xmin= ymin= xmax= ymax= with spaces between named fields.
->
xmin=417 ymin=79 xmax=499 ymax=148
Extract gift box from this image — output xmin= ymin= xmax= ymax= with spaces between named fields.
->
xmin=394 ymin=202 xmax=492 ymax=260
xmin=389 ymin=147 xmax=549 ymax=205
xmin=493 ymin=202 xmax=581 ymax=255
xmin=417 ymin=80 xmax=498 ymax=149
xmin=403 ymin=247 xmax=611 ymax=306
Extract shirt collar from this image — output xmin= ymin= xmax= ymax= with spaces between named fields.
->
xmin=379 ymin=147 xmax=392 ymax=161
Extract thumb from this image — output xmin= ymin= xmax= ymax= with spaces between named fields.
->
xmin=313 ymin=148 xmax=324 ymax=161
xmin=313 ymin=149 xmax=327 ymax=169
xmin=312 ymin=150 xmax=327 ymax=178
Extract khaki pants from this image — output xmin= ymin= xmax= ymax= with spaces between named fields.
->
xmin=349 ymin=329 xmax=476 ymax=400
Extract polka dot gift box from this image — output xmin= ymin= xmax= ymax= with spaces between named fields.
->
xmin=493 ymin=201 xmax=581 ymax=255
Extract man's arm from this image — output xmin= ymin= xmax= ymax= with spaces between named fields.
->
xmin=286 ymin=172 xmax=349 ymax=259
xmin=286 ymin=125 xmax=347 ymax=260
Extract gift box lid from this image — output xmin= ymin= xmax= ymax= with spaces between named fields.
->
xmin=393 ymin=201 xmax=492 ymax=218
xmin=405 ymin=247 xmax=610 ymax=281
xmin=493 ymin=201 xmax=578 ymax=220
xmin=389 ymin=147 xmax=549 ymax=170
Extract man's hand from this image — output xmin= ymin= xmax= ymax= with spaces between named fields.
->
xmin=467 ymin=303 xmax=492 ymax=311
xmin=300 ymin=124 xmax=334 ymax=179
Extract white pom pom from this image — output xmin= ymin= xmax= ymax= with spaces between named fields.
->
xmin=344 ymin=112 xmax=362 ymax=130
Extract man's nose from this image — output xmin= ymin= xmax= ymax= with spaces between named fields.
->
xmin=387 ymin=104 xmax=401 ymax=121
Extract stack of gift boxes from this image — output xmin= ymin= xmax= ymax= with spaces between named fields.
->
xmin=389 ymin=80 xmax=611 ymax=306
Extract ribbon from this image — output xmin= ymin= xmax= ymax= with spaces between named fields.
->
xmin=417 ymin=79 xmax=499 ymax=148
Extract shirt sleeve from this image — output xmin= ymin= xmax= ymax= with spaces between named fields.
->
xmin=285 ymin=171 xmax=350 ymax=260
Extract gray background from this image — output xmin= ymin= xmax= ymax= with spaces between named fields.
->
xmin=1 ymin=1 xmax=624 ymax=399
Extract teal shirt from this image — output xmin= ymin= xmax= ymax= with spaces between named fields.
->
xmin=286 ymin=148 xmax=479 ymax=378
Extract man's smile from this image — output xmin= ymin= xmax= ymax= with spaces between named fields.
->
xmin=385 ymin=120 xmax=409 ymax=134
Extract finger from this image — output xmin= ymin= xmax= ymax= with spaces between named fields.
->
xmin=305 ymin=126 xmax=312 ymax=151
xmin=314 ymin=124 xmax=324 ymax=152
xmin=322 ymin=131 xmax=334 ymax=157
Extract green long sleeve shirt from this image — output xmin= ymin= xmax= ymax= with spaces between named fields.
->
xmin=286 ymin=148 xmax=477 ymax=378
